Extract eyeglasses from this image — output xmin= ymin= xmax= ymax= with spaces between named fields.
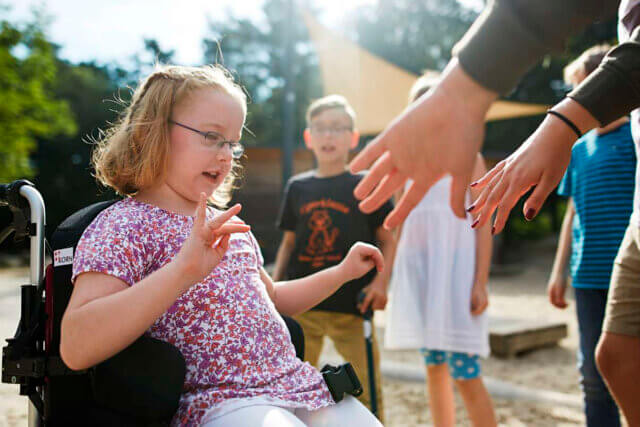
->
xmin=309 ymin=126 xmax=353 ymax=137
xmin=169 ymin=120 xmax=245 ymax=159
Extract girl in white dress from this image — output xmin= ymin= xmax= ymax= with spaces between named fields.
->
xmin=385 ymin=73 xmax=496 ymax=427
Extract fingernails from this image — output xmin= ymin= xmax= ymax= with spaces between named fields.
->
xmin=471 ymin=219 xmax=479 ymax=228
xmin=470 ymin=181 xmax=478 ymax=187
xmin=525 ymin=208 xmax=536 ymax=221
xmin=466 ymin=204 xmax=475 ymax=213
xmin=491 ymin=226 xmax=496 ymax=235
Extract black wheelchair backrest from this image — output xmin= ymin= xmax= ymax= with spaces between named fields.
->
xmin=46 ymin=199 xmax=187 ymax=425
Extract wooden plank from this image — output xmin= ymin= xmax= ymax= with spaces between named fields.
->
xmin=489 ymin=317 xmax=568 ymax=358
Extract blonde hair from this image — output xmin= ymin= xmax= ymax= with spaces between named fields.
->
xmin=92 ymin=64 xmax=247 ymax=207
xmin=564 ymin=44 xmax=612 ymax=86
xmin=409 ymin=71 xmax=440 ymax=104
xmin=305 ymin=94 xmax=356 ymax=128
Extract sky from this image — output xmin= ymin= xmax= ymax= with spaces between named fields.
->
xmin=5 ymin=0 xmax=378 ymax=66
xmin=6 ymin=0 xmax=484 ymax=67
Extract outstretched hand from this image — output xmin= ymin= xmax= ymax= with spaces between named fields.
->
xmin=350 ymin=60 xmax=496 ymax=229
xmin=468 ymin=98 xmax=598 ymax=234
xmin=174 ymin=193 xmax=251 ymax=286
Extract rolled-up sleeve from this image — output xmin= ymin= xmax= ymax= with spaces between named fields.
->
xmin=454 ymin=0 xmax=617 ymax=95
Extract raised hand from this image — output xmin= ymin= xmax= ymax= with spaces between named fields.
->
xmin=350 ymin=59 xmax=497 ymax=229
xmin=339 ymin=242 xmax=384 ymax=283
xmin=174 ymin=193 xmax=251 ymax=286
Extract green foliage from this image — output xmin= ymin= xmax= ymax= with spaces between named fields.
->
xmin=0 ymin=17 xmax=76 ymax=182
xmin=203 ymin=0 xmax=323 ymax=148
xmin=32 ymin=61 xmax=122 ymax=232
xmin=345 ymin=0 xmax=477 ymax=73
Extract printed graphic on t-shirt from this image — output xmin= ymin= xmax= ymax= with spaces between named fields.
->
xmin=298 ymin=199 xmax=350 ymax=268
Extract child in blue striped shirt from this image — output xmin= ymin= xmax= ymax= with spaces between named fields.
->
xmin=547 ymin=44 xmax=635 ymax=427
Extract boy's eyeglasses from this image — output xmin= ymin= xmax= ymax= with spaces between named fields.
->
xmin=309 ymin=126 xmax=353 ymax=137
xmin=169 ymin=120 xmax=245 ymax=159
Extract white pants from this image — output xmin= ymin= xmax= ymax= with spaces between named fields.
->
xmin=200 ymin=395 xmax=383 ymax=427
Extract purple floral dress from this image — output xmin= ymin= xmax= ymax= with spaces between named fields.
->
xmin=72 ymin=198 xmax=333 ymax=426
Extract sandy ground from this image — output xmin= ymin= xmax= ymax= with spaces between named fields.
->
xmin=0 ymin=239 xmax=589 ymax=426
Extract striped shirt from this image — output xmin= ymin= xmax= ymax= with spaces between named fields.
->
xmin=558 ymin=122 xmax=636 ymax=289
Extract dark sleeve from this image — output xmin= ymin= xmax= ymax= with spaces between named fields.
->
xmin=453 ymin=0 xmax=618 ymax=95
xmin=568 ymin=26 xmax=640 ymax=126
xmin=368 ymin=199 xmax=394 ymax=233
xmin=277 ymin=180 xmax=297 ymax=231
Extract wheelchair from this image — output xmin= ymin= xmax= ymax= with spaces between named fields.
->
xmin=1 ymin=179 xmax=306 ymax=426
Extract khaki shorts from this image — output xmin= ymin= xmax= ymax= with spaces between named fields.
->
xmin=603 ymin=220 xmax=640 ymax=337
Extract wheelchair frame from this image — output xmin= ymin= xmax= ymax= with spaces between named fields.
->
xmin=1 ymin=180 xmax=47 ymax=427
xmin=1 ymin=180 xmax=189 ymax=426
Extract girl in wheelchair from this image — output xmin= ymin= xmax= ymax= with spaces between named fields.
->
xmin=59 ymin=64 xmax=384 ymax=427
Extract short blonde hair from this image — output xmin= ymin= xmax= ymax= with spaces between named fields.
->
xmin=409 ymin=71 xmax=440 ymax=104
xmin=564 ymin=44 xmax=611 ymax=86
xmin=305 ymin=94 xmax=356 ymax=128
xmin=92 ymin=64 xmax=247 ymax=207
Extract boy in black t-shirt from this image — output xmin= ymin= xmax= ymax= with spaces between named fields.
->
xmin=273 ymin=95 xmax=395 ymax=420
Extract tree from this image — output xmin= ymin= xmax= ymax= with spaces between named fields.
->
xmin=0 ymin=13 xmax=76 ymax=182
xmin=32 ymin=61 xmax=122 ymax=232
xmin=345 ymin=0 xmax=477 ymax=73
xmin=202 ymin=0 xmax=322 ymax=148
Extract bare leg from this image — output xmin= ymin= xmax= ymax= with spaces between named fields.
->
xmin=455 ymin=377 xmax=497 ymax=427
xmin=426 ymin=364 xmax=455 ymax=427
xmin=596 ymin=332 xmax=640 ymax=425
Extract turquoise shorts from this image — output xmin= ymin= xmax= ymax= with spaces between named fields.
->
xmin=420 ymin=348 xmax=481 ymax=380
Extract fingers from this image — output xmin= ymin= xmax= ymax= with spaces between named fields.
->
xmin=557 ymin=295 xmax=568 ymax=309
xmin=548 ymin=285 xmax=568 ymax=309
xmin=359 ymin=167 xmax=407 ymax=213
xmin=356 ymin=244 xmax=384 ymax=273
xmin=471 ymin=295 xmax=488 ymax=315
xmin=349 ymin=135 xmax=388 ymax=174
xmin=555 ymin=288 xmax=568 ymax=309
xmin=213 ymin=223 xmax=251 ymax=237
xmin=374 ymin=296 xmax=388 ymax=311
xmin=523 ymin=173 xmax=556 ymax=221
xmin=214 ymin=234 xmax=231 ymax=255
xmin=369 ymin=247 xmax=385 ymax=273
xmin=491 ymin=183 xmax=524 ymax=234
xmin=547 ymin=284 xmax=555 ymax=306
xmin=384 ymin=175 xmax=437 ymax=229
xmin=475 ymin=171 xmax=509 ymax=229
xmin=209 ymin=204 xmax=243 ymax=229
xmin=469 ymin=167 xmax=504 ymax=215
xmin=450 ymin=173 xmax=471 ymax=219
xmin=359 ymin=290 xmax=374 ymax=314
xmin=471 ymin=160 xmax=504 ymax=189
xmin=353 ymin=152 xmax=394 ymax=201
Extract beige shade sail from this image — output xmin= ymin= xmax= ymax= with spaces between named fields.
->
xmin=302 ymin=10 xmax=548 ymax=135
